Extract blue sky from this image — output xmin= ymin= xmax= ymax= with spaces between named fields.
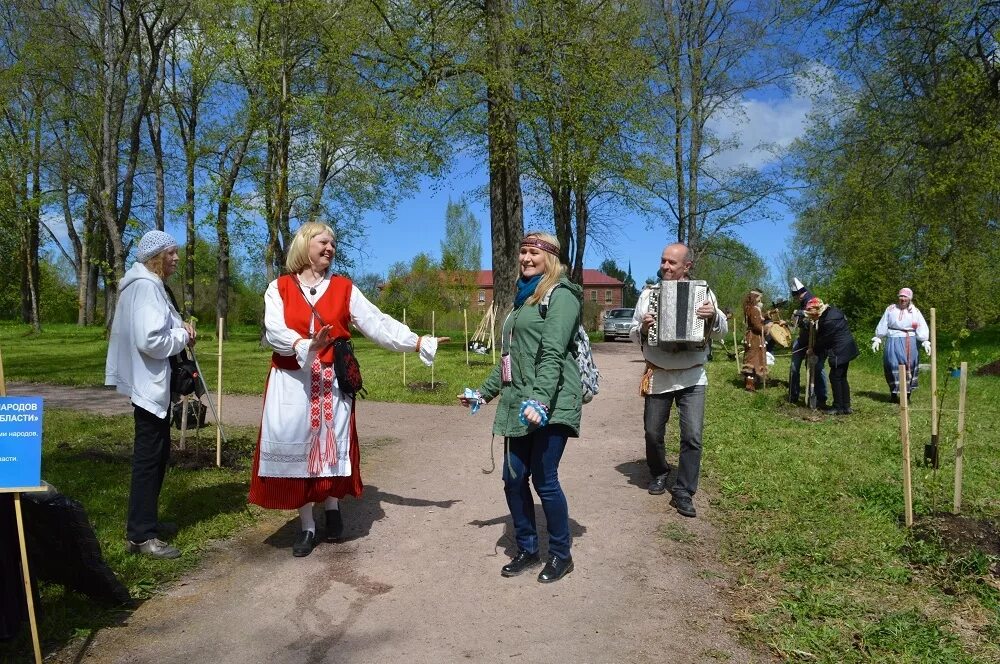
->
xmin=353 ymin=75 xmax=816 ymax=286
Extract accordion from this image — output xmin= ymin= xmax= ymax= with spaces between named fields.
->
xmin=647 ymin=280 xmax=710 ymax=351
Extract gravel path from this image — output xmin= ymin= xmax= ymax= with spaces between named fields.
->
xmin=12 ymin=343 xmax=760 ymax=664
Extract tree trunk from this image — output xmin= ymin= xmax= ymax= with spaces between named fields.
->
xmin=572 ymin=183 xmax=588 ymax=285
xmin=485 ymin=0 xmax=524 ymax=324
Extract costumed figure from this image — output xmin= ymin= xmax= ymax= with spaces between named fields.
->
xmin=249 ymin=222 xmax=446 ymax=557
xmin=741 ymin=290 xmax=769 ymax=391
xmin=805 ymin=297 xmax=860 ymax=415
xmin=787 ymin=278 xmax=828 ymax=408
xmin=871 ymin=287 xmax=930 ymax=403
xmin=458 ymin=232 xmax=583 ymax=583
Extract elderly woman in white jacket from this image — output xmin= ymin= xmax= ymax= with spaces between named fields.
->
xmin=105 ymin=230 xmax=195 ymax=560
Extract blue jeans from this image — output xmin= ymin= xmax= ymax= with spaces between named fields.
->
xmin=643 ymin=384 xmax=706 ymax=498
xmin=503 ymin=425 xmax=571 ymax=560
xmin=789 ymin=338 xmax=827 ymax=405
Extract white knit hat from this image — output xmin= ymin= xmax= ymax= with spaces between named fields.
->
xmin=136 ymin=230 xmax=177 ymax=263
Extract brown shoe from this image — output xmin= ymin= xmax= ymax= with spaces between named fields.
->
xmin=744 ymin=376 xmax=756 ymax=392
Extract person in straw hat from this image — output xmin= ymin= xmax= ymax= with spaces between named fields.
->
xmin=871 ymin=287 xmax=930 ymax=403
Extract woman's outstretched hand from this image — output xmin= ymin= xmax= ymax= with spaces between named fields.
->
xmin=310 ymin=325 xmax=334 ymax=351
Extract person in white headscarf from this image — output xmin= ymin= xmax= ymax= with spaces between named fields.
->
xmin=871 ymin=287 xmax=930 ymax=402
xmin=106 ymin=230 xmax=195 ymax=560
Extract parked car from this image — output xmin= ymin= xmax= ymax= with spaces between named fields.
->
xmin=602 ymin=308 xmax=635 ymax=342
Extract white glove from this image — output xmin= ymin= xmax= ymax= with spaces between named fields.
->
xmin=870 ymin=336 xmax=881 ymax=353
xmin=922 ymin=340 xmax=932 ymax=355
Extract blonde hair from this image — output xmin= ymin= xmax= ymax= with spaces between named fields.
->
xmin=523 ymin=231 xmax=567 ymax=305
xmin=285 ymin=222 xmax=336 ymax=274
xmin=143 ymin=250 xmax=173 ymax=280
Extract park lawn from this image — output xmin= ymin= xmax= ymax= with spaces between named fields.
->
xmin=0 ymin=322 xmax=495 ymax=403
xmin=697 ymin=344 xmax=1000 ymax=663
xmin=0 ymin=409 xmax=264 ymax=660
xmin=1 ymin=321 xmax=998 ymax=661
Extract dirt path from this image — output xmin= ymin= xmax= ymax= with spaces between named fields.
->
xmin=12 ymin=344 xmax=759 ymax=664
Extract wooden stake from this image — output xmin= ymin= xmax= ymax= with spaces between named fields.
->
xmin=900 ymin=364 xmax=913 ymax=527
xmin=953 ymin=362 xmax=968 ymax=515
xmin=215 ymin=317 xmax=223 ymax=468
xmin=402 ymin=308 xmax=407 ymax=386
xmin=431 ymin=310 xmax=436 ymax=389
xmin=464 ymin=309 xmax=469 ymax=367
xmin=930 ymin=307 xmax=938 ymax=442
xmin=12 ymin=493 xmax=42 ymax=664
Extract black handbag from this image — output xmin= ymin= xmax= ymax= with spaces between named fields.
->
xmin=170 ymin=348 xmax=205 ymax=397
xmin=333 ymin=338 xmax=366 ymax=397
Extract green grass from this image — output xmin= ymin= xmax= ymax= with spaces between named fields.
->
xmin=0 ymin=322 xmax=494 ymax=404
xmin=701 ymin=337 xmax=1000 ymax=662
xmin=1 ymin=321 xmax=998 ymax=661
xmin=0 ymin=409 xmax=264 ymax=660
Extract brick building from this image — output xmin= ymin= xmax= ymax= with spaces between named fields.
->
xmin=472 ymin=269 xmax=625 ymax=309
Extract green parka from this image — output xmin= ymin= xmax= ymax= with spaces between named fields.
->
xmin=478 ymin=276 xmax=583 ymax=438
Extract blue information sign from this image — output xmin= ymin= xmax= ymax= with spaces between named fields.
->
xmin=0 ymin=396 xmax=43 ymax=489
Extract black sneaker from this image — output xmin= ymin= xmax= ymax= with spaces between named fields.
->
xmin=501 ymin=550 xmax=541 ymax=577
xmin=669 ymin=493 xmax=697 ymax=518
xmin=292 ymin=530 xmax=316 ymax=557
xmin=647 ymin=474 xmax=668 ymax=495
xmin=537 ymin=554 xmax=574 ymax=583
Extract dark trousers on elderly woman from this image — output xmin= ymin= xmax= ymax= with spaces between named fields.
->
xmin=503 ymin=424 xmax=571 ymax=561
xmin=127 ymin=405 xmax=172 ymax=543
xmin=829 ymin=362 xmax=852 ymax=413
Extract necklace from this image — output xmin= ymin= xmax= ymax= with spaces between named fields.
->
xmin=299 ymin=274 xmax=323 ymax=295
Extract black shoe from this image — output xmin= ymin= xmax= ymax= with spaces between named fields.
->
xmin=669 ymin=493 xmax=697 ymax=518
xmin=292 ymin=530 xmax=316 ymax=557
xmin=891 ymin=393 xmax=900 ymax=404
xmin=647 ymin=474 xmax=668 ymax=495
xmin=835 ymin=407 xmax=852 ymax=415
xmin=537 ymin=554 xmax=574 ymax=583
xmin=324 ymin=509 xmax=343 ymax=543
xmin=501 ymin=550 xmax=541 ymax=577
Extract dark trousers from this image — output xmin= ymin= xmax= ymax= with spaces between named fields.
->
xmin=829 ymin=362 xmax=852 ymax=411
xmin=503 ymin=425 xmax=571 ymax=560
xmin=789 ymin=338 xmax=827 ymax=405
xmin=127 ymin=405 xmax=172 ymax=542
xmin=643 ymin=384 xmax=705 ymax=498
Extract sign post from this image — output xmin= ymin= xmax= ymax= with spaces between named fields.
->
xmin=0 ymin=373 xmax=46 ymax=664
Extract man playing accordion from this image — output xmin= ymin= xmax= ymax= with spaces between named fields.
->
xmin=629 ymin=243 xmax=727 ymax=518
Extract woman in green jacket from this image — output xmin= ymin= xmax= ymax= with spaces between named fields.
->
xmin=461 ymin=232 xmax=583 ymax=583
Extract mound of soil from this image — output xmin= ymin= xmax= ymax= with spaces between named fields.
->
xmin=975 ymin=358 xmax=1000 ymax=376
xmin=914 ymin=513 xmax=1000 ymax=574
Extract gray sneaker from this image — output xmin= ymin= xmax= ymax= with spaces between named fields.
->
xmin=126 ymin=538 xmax=181 ymax=559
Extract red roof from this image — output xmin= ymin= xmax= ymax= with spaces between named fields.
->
xmin=475 ymin=269 xmax=623 ymax=288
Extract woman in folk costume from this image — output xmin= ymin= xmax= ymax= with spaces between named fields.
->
xmin=805 ymin=297 xmax=860 ymax=415
xmin=871 ymin=287 xmax=930 ymax=403
xmin=249 ymin=222 xmax=446 ymax=557
xmin=741 ymin=289 xmax=769 ymax=391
